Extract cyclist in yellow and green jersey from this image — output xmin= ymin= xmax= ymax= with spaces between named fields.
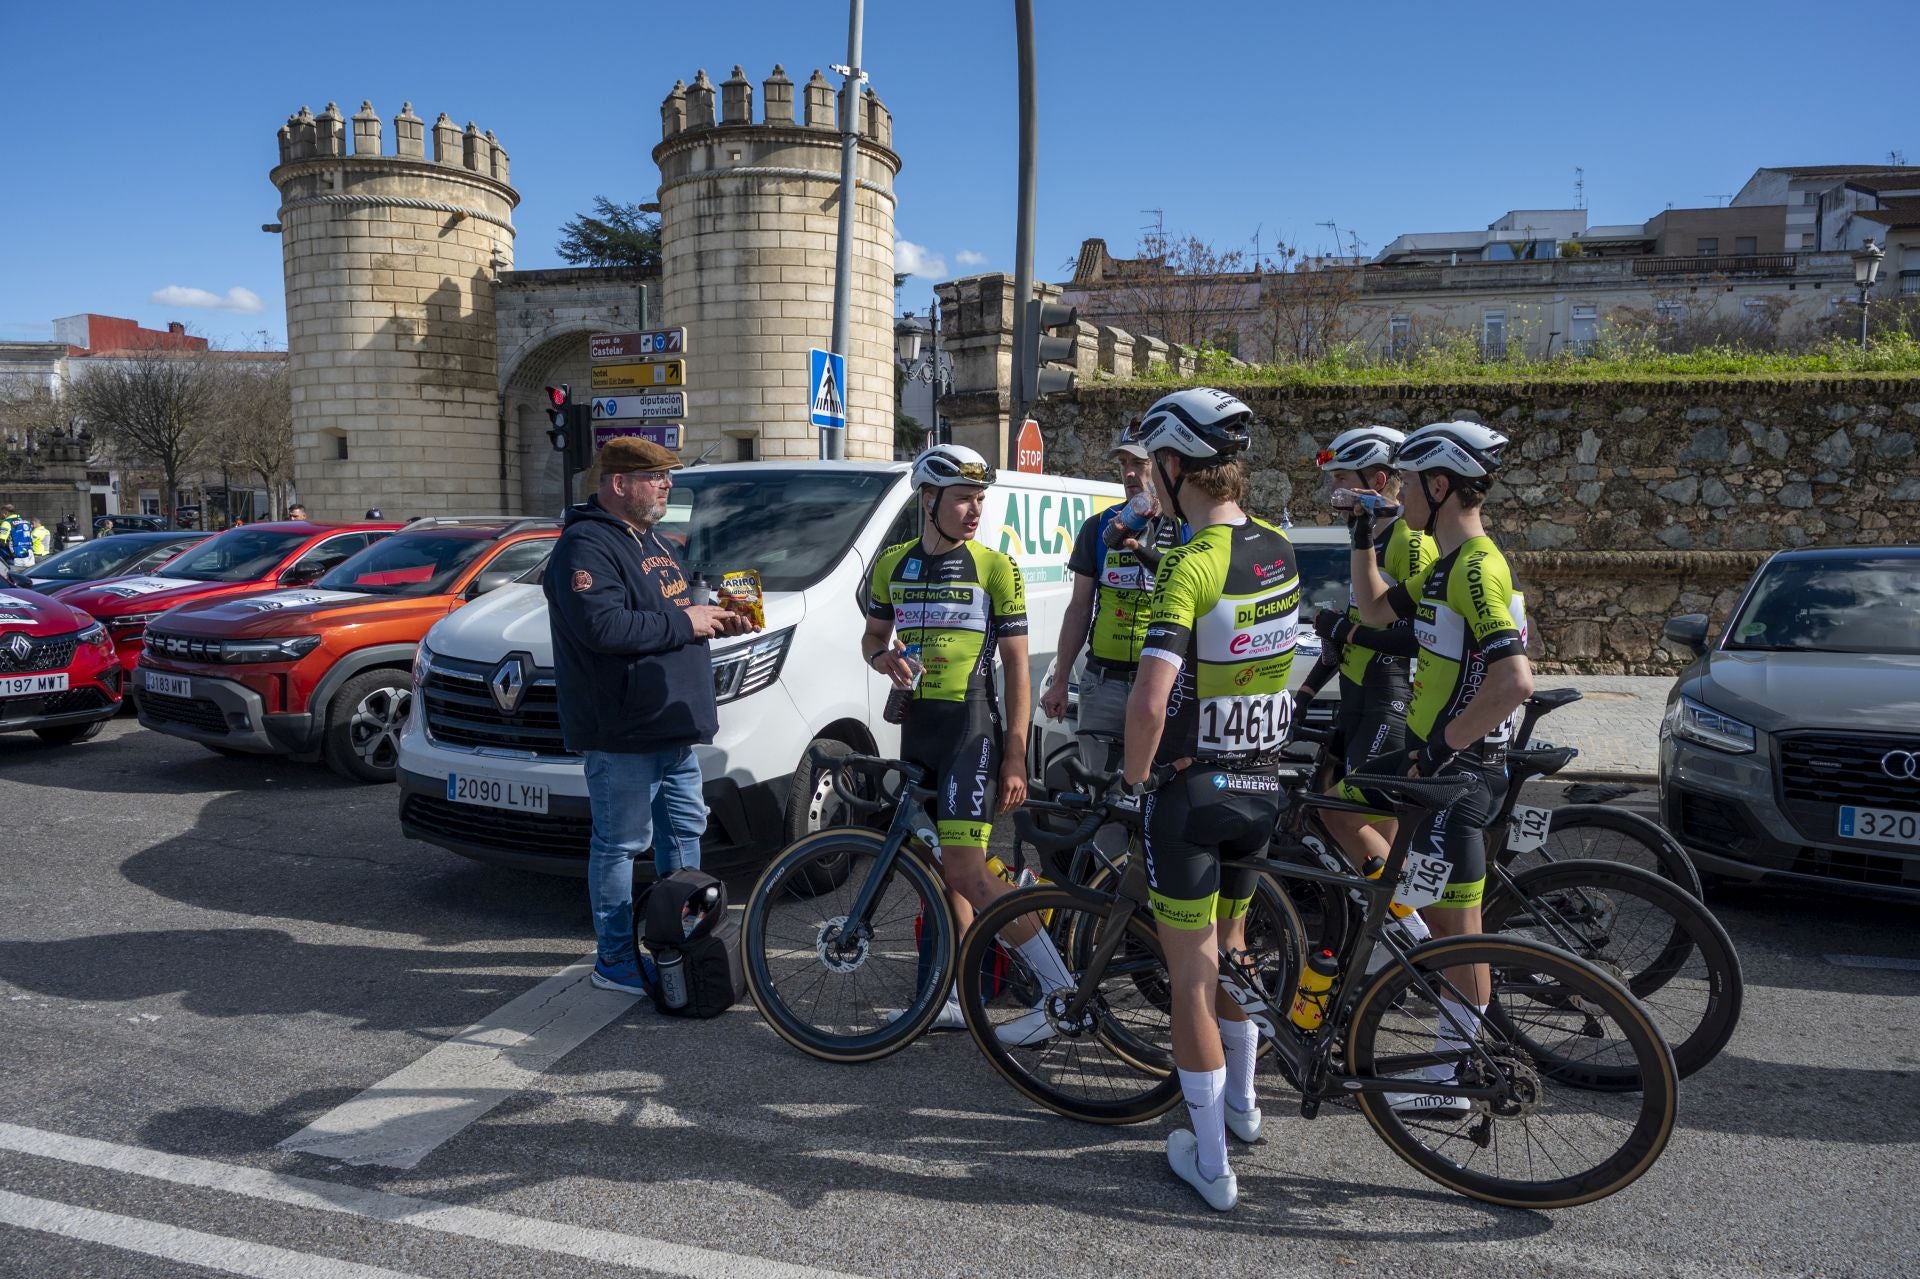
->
xmin=863 ymin=444 xmax=1076 ymax=1032
xmin=1121 ymin=388 xmax=1299 ymax=1213
xmin=1348 ymin=419 xmax=1536 ymax=1119
xmin=1294 ymin=427 xmax=1433 ymax=884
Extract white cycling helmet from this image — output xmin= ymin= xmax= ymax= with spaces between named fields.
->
xmin=1394 ymin=420 xmax=1508 ymax=483
xmin=1317 ymin=425 xmax=1405 ymax=473
xmin=910 ymin=442 xmax=996 ymax=490
xmin=1135 ymin=387 xmax=1254 ymax=462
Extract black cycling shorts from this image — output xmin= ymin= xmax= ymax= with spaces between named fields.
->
xmin=901 ymin=698 xmax=1001 ymax=852
xmin=1332 ymin=667 xmax=1412 ymax=812
xmin=1398 ymin=739 xmax=1504 ymax=910
xmin=1143 ymin=767 xmax=1281 ymax=930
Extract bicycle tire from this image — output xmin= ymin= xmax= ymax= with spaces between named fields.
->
xmin=743 ymin=828 xmax=956 ymax=1063
xmin=1484 ymin=858 xmax=1742 ymax=1081
xmin=1347 ymin=935 xmax=1677 ymax=1209
xmin=1507 ymin=805 xmax=1703 ymax=899
xmin=957 ymin=884 xmax=1184 ymax=1125
xmin=1074 ymin=864 xmax=1305 ymax=1071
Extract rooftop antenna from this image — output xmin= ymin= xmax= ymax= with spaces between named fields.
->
xmin=1890 ymin=149 xmax=1909 ymax=166
xmin=1315 ymin=218 xmax=1340 ymax=258
xmin=1707 ymin=192 xmax=1733 ymax=207
xmin=1573 ymin=166 xmax=1586 ymax=211
xmin=1345 ymin=228 xmax=1368 ymax=259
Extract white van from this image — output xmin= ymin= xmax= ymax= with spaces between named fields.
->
xmin=394 ymin=460 xmax=1122 ymax=874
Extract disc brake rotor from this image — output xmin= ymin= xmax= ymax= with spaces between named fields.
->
xmin=814 ymin=916 xmax=871 ymax=974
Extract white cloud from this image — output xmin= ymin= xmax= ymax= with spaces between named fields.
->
xmin=893 ymin=240 xmax=947 ymax=278
xmin=954 ymin=249 xmax=987 ymax=267
xmin=149 ymin=285 xmax=265 ymax=314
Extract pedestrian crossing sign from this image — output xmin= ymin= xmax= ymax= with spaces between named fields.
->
xmin=809 ymin=348 xmax=847 ymax=430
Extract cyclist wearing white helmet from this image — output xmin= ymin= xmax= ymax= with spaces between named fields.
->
xmin=1121 ymin=388 xmax=1301 ymax=1211
xmin=863 ymin=444 xmax=1075 ymax=1031
xmin=1348 ymin=419 xmax=1535 ymax=1117
xmin=1295 ymin=426 xmax=1433 ymax=889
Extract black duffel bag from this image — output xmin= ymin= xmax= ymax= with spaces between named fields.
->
xmin=636 ymin=868 xmax=745 ymax=1019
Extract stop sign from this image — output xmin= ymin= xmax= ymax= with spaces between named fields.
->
xmin=1015 ymin=418 xmax=1044 ymax=474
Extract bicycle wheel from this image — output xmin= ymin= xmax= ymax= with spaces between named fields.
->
xmin=1347 ymin=936 xmax=1677 ymax=1209
xmin=1076 ymin=862 xmax=1306 ymax=1069
xmin=743 ymin=829 xmax=955 ymax=1063
xmin=1484 ymin=859 xmax=1742 ymax=1081
xmin=1507 ymin=805 xmax=1703 ymax=899
xmin=957 ymin=884 xmax=1183 ymax=1125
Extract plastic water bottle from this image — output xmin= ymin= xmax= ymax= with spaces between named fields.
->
xmin=1360 ymin=854 xmax=1416 ymax=920
xmin=681 ymin=884 xmax=721 ymax=938
xmin=1288 ymin=948 xmax=1341 ymax=1031
xmin=882 ymin=643 xmax=923 ymax=725
xmin=1102 ymin=492 xmax=1155 ymax=548
xmin=656 ymin=950 xmax=689 ymax=1010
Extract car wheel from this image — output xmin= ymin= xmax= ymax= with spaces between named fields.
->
xmin=323 ymin=669 xmax=412 ymax=783
xmin=33 ymin=720 xmax=105 ymax=746
xmin=781 ymin=737 xmax=857 ymax=896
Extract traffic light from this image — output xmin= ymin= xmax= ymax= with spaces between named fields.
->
xmin=544 ymin=383 xmax=593 ymax=503
xmin=1021 ymin=299 xmax=1078 ymax=409
xmin=544 ymin=384 xmax=572 ymax=453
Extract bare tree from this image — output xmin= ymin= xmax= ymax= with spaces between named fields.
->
xmin=0 ymin=381 xmax=86 ymax=476
xmin=207 ymin=361 xmax=295 ymax=518
xmin=1256 ymin=244 xmax=1367 ymax=361
xmin=1103 ymin=223 xmax=1255 ymax=350
xmin=68 ymin=343 xmax=216 ymax=517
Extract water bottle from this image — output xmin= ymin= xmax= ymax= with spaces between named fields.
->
xmin=1102 ymin=492 xmax=1156 ymax=548
xmin=656 ymin=949 xmax=689 ymax=1010
xmin=681 ymin=884 xmax=721 ymax=938
xmin=689 ymin=572 xmax=713 ymax=605
xmin=1288 ymin=948 xmax=1341 ymax=1031
xmin=882 ymin=643 xmax=923 ymax=725
xmin=1360 ymin=854 xmax=1416 ymax=920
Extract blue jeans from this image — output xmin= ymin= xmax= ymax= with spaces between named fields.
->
xmin=584 ymin=746 xmax=707 ymax=967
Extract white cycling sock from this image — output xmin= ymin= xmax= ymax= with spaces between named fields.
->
xmin=1014 ymin=931 xmax=1076 ymax=996
xmin=1395 ymin=910 xmax=1432 ymax=944
xmin=1431 ymin=996 xmax=1487 ymax=1080
xmin=1217 ymin=1017 xmax=1259 ymax=1114
xmin=1178 ymin=1066 xmax=1230 ymax=1181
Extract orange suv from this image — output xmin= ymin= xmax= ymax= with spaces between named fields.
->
xmin=135 ymin=517 xmax=557 ymax=781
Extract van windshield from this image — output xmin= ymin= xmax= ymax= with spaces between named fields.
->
xmin=654 ymin=469 xmax=899 ymax=593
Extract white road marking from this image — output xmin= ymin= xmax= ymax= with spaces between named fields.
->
xmin=1824 ymin=953 xmax=1920 ymax=971
xmin=0 ymin=1188 xmax=430 ymax=1279
xmin=276 ymin=953 xmax=634 ymax=1168
xmin=0 ymin=1122 xmax=863 ymax=1279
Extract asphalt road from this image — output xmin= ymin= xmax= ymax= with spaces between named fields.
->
xmin=2 ymin=719 xmax=1916 ymax=1279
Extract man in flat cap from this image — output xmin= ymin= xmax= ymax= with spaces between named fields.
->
xmin=545 ymin=437 xmax=756 ymax=995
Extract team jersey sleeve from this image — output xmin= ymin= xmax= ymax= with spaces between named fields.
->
xmin=865 ymin=543 xmax=900 ymax=621
xmin=987 ymin=549 xmax=1029 ymax=637
xmin=1139 ymin=540 xmax=1209 ymax=669
xmin=1066 ymin=511 xmax=1104 ymax=579
xmin=1456 ymin=545 xmax=1525 ymax=665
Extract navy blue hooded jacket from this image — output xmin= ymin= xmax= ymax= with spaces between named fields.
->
xmin=543 ymin=498 xmax=717 ymax=754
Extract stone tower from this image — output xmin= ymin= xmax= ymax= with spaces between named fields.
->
xmin=270 ymin=102 xmax=518 ymax=518
xmin=653 ymin=66 xmax=901 ymax=460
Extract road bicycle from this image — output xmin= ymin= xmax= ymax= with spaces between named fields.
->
xmin=957 ymin=761 xmax=1678 ymax=1209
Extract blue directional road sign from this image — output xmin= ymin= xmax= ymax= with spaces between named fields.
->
xmin=808 ymin=348 xmax=847 ymax=431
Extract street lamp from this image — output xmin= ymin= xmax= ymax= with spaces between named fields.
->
xmin=1852 ymin=239 xmax=1884 ymax=350
xmin=895 ymin=311 xmax=927 ymax=367
xmin=894 ymin=308 xmax=945 ymax=450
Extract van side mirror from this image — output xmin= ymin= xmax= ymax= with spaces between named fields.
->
xmin=1662 ymin=613 xmax=1710 ymax=656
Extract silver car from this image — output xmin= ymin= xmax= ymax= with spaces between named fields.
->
xmin=1658 ymin=546 xmax=1920 ymax=900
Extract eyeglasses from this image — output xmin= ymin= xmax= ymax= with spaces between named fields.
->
xmin=618 ymin=470 xmax=674 ymax=486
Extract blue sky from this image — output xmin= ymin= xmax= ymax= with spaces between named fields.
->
xmin=2 ymin=0 xmax=1913 ymax=349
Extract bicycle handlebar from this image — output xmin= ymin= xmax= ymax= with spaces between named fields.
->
xmin=1013 ymin=806 xmax=1104 ymax=855
xmin=807 ymin=747 xmax=928 ymax=818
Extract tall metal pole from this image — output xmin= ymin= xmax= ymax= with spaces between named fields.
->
xmin=824 ymin=0 xmax=866 ymax=461
xmin=929 ymin=294 xmax=942 ymax=446
xmin=1859 ymin=282 xmax=1871 ymax=351
xmin=1010 ymin=0 xmax=1038 ymax=460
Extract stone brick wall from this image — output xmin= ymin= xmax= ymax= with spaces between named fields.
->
xmin=1032 ymin=378 xmax=1920 ymax=672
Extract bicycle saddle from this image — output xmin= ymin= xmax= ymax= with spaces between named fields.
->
xmin=1527 ymin=687 xmax=1583 ymax=712
xmin=1342 ymin=770 xmax=1477 ymax=812
xmin=1508 ymin=745 xmax=1578 ymax=779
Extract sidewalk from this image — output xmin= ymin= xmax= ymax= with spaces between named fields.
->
xmin=1528 ymin=675 xmax=1674 ymax=781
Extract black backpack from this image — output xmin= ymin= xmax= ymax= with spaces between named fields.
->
xmin=636 ymin=868 xmax=745 ymax=1019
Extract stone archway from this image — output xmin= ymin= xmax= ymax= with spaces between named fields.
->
xmin=499 ymin=321 xmax=606 ymax=514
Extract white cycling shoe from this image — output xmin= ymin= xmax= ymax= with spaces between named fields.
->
xmin=1166 ymin=1130 xmax=1238 ymax=1211
xmin=1225 ymin=1100 xmax=1262 ymax=1143
xmin=1384 ymin=1070 xmax=1471 ymax=1117
xmin=994 ymin=1004 xmax=1057 ymax=1048
xmin=881 ymin=998 xmax=966 ymax=1032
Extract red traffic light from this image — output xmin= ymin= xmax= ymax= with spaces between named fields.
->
xmin=545 ymin=384 xmax=570 ymax=409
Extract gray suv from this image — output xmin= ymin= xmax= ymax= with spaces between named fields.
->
xmin=1658 ymin=546 xmax=1920 ymax=900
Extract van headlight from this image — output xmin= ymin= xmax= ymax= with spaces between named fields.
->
xmin=412 ymin=642 xmax=432 ymax=689
xmin=712 ymin=627 xmax=792 ymax=705
xmin=1667 ymin=696 xmax=1755 ymax=754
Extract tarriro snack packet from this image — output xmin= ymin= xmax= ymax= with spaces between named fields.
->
xmin=716 ymin=568 xmax=765 ymax=629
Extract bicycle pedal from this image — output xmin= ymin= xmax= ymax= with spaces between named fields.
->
xmin=1298 ymin=1097 xmax=1321 ymax=1120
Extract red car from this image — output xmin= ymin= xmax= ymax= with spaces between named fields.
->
xmin=0 ymin=585 xmax=122 ymax=745
xmin=57 ymin=521 xmax=400 ymax=674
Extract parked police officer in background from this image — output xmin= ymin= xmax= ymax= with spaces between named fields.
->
xmin=545 ymin=437 xmax=756 ymax=996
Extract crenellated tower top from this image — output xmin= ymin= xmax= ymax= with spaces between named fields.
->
xmin=272 ymin=100 xmax=515 ymax=192
xmin=655 ymin=64 xmax=894 ymax=152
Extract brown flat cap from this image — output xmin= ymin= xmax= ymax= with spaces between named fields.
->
xmin=596 ymin=436 xmax=683 ymax=474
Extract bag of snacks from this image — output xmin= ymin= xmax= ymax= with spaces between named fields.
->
xmin=716 ymin=569 xmax=764 ymax=629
